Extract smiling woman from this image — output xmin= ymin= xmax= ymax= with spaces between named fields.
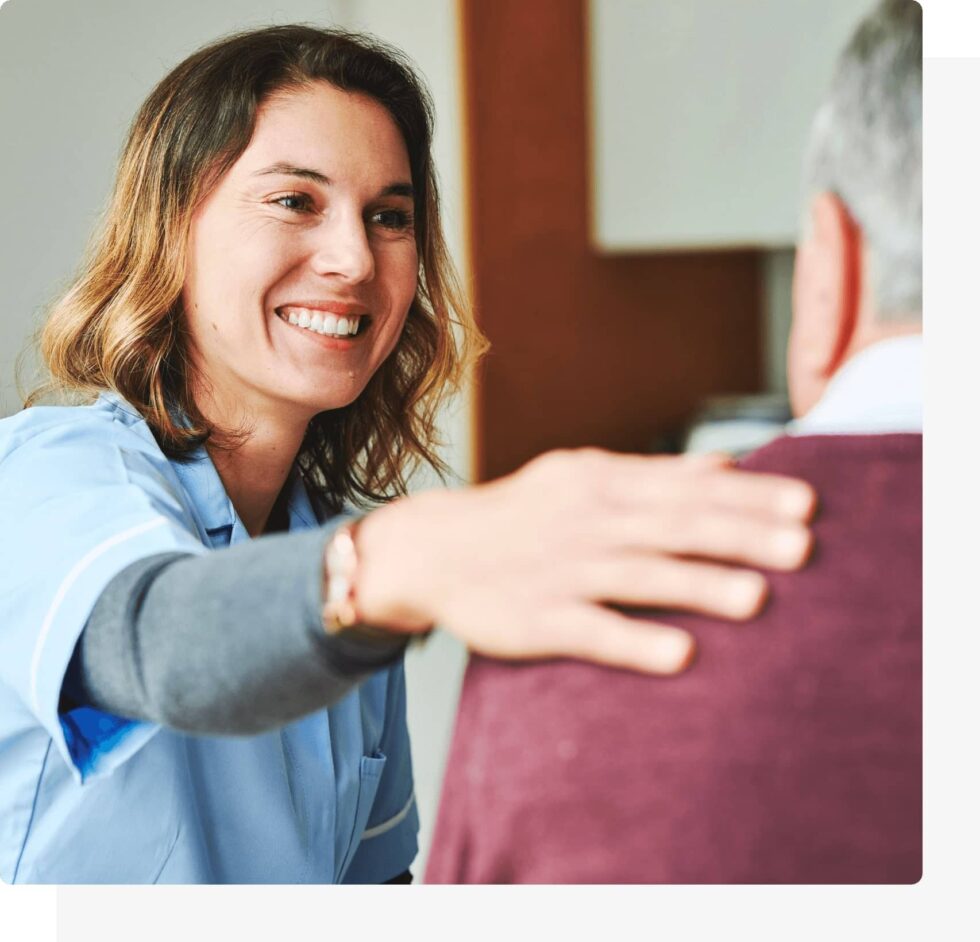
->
xmin=28 ymin=27 xmax=472 ymax=518
xmin=0 ymin=24 xmax=816 ymax=885
xmin=185 ymin=84 xmax=419 ymax=409
xmin=180 ymin=81 xmax=427 ymax=532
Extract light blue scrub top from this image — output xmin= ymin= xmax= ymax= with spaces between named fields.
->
xmin=0 ymin=392 xmax=418 ymax=883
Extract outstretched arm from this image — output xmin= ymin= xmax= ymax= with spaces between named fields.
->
xmin=61 ymin=526 xmax=406 ymax=735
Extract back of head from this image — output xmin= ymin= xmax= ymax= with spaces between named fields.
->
xmin=803 ymin=0 xmax=922 ymax=321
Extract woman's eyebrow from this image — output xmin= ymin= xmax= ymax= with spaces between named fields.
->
xmin=252 ymin=163 xmax=414 ymax=199
xmin=382 ymin=183 xmax=414 ymax=199
xmin=253 ymin=162 xmax=331 ymax=184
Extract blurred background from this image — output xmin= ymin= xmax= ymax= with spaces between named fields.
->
xmin=0 ymin=0 xmax=875 ymax=874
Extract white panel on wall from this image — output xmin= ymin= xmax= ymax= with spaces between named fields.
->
xmin=588 ymin=0 xmax=876 ymax=250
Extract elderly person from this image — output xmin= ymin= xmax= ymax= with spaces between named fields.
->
xmin=0 ymin=26 xmax=813 ymax=884
xmin=427 ymin=0 xmax=922 ymax=884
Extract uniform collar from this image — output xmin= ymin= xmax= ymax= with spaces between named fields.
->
xmin=172 ymin=445 xmax=320 ymax=541
xmin=96 ymin=390 xmax=318 ymax=539
xmin=171 ymin=445 xmax=239 ymax=537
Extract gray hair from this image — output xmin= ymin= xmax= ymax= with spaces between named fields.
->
xmin=803 ymin=0 xmax=922 ymax=321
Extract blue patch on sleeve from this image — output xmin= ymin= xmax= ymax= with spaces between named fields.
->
xmin=59 ymin=708 xmax=141 ymax=778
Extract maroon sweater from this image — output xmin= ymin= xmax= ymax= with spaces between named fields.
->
xmin=426 ymin=435 xmax=922 ymax=884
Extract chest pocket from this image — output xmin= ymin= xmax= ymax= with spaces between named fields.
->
xmin=336 ymin=751 xmax=387 ymax=881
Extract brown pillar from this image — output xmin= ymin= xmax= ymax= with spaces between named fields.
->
xmin=461 ymin=0 xmax=764 ymax=481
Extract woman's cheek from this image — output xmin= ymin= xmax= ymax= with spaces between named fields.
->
xmin=379 ymin=246 xmax=418 ymax=338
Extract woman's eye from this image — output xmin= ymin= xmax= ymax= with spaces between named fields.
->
xmin=272 ymin=193 xmax=314 ymax=213
xmin=371 ymin=209 xmax=414 ymax=231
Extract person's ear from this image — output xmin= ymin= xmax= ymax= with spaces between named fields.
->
xmin=788 ymin=192 xmax=862 ymax=417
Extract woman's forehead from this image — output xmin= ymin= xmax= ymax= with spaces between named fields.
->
xmin=237 ymin=82 xmax=411 ymax=180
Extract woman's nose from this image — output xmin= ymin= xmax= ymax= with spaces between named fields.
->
xmin=310 ymin=213 xmax=376 ymax=284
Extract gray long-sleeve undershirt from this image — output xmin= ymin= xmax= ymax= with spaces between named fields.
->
xmin=61 ymin=526 xmax=409 ymax=736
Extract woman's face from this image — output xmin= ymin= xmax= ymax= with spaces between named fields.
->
xmin=182 ymin=81 xmax=419 ymax=422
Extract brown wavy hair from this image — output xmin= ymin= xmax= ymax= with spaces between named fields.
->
xmin=25 ymin=24 xmax=487 ymax=514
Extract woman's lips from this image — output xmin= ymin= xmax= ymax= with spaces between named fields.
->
xmin=275 ymin=308 xmax=371 ymax=345
xmin=276 ymin=300 xmax=370 ymax=317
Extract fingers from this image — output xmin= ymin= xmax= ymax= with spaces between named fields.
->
xmin=635 ymin=465 xmax=816 ymax=523
xmin=678 ymin=450 xmax=735 ymax=470
xmin=551 ymin=605 xmax=697 ymax=676
xmin=568 ymin=449 xmax=817 ymax=523
xmin=584 ymin=555 xmax=769 ymax=620
xmin=676 ymin=468 xmax=817 ymax=523
xmin=598 ymin=507 xmax=814 ymax=571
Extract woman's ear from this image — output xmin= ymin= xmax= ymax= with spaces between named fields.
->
xmin=788 ymin=192 xmax=862 ymax=417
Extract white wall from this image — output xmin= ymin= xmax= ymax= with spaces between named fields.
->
xmin=588 ymin=0 xmax=876 ymax=250
xmin=0 ymin=0 xmax=470 ymax=879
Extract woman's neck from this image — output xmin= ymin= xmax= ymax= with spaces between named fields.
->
xmin=192 ymin=382 xmax=311 ymax=537
xmin=208 ymin=431 xmax=301 ymax=537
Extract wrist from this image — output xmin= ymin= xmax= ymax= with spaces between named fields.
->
xmin=321 ymin=509 xmax=435 ymax=640
xmin=352 ymin=493 xmax=448 ymax=634
xmin=321 ymin=519 xmax=363 ymax=632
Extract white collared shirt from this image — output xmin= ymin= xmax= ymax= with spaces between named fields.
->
xmin=786 ymin=334 xmax=923 ymax=436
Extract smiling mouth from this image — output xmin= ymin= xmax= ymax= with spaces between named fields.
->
xmin=275 ymin=306 xmax=371 ymax=339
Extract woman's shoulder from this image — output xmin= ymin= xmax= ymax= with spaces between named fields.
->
xmin=0 ymin=391 xmax=161 ymax=463
xmin=0 ymin=391 xmax=205 ymax=546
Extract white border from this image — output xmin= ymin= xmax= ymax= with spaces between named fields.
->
xmin=1 ymin=1 xmax=975 ymax=940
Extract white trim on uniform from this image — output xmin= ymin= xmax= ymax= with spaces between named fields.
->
xmin=29 ymin=516 xmax=171 ymax=716
xmin=361 ymin=791 xmax=416 ymax=840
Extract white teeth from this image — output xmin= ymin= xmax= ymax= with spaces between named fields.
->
xmin=280 ymin=307 xmax=364 ymax=338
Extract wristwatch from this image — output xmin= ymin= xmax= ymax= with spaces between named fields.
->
xmin=321 ymin=518 xmax=431 ymax=647
xmin=322 ymin=519 xmax=363 ymax=633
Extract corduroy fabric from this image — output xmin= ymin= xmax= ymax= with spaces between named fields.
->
xmin=426 ymin=434 xmax=922 ymax=884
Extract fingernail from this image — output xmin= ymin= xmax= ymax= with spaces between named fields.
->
xmin=774 ymin=527 xmax=813 ymax=566
xmin=677 ymin=636 xmax=698 ymax=672
xmin=660 ymin=629 xmax=697 ymax=673
xmin=780 ymin=483 xmax=817 ymax=520
xmin=729 ymin=572 xmax=768 ymax=618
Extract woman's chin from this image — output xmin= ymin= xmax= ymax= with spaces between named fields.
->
xmin=279 ymin=384 xmax=365 ymax=418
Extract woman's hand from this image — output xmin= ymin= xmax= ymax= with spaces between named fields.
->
xmin=354 ymin=448 xmax=816 ymax=674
